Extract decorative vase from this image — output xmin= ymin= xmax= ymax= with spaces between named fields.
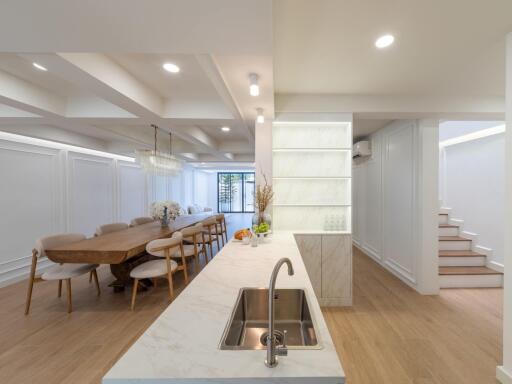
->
xmin=161 ymin=206 xmax=169 ymax=228
xmin=252 ymin=211 xmax=272 ymax=228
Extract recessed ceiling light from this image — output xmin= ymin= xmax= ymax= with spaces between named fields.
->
xmin=162 ymin=62 xmax=180 ymax=73
xmin=221 ymin=126 xmax=231 ymax=132
xmin=249 ymin=73 xmax=260 ymax=96
xmin=375 ymin=34 xmax=394 ymax=49
xmin=32 ymin=62 xmax=47 ymax=71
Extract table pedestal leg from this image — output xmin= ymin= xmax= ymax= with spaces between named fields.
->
xmin=109 ymin=254 xmax=157 ymax=292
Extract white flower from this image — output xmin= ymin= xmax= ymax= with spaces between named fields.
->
xmin=150 ymin=200 xmax=183 ymax=221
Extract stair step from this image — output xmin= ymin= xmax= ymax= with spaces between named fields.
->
xmin=439 ymin=266 xmax=503 ymax=275
xmin=439 ymin=224 xmax=458 ymax=228
xmin=439 ymin=250 xmax=485 ymax=257
xmin=439 ymin=236 xmax=471 ymax=241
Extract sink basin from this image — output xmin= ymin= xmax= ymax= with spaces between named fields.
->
xmin=219 ymin=288 xmax=321 ymax=350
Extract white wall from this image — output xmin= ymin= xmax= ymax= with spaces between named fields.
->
xmin=439 ymin=121 xmax=505 ymax=267
xmin=0 ymin=130 xmax=204 ymax=287
xmin=0 ymin=134 xmax=149 ymax=287
xmin=353 ymin=119 xmax=439 ymax=294
xmin=497 ymin=31 xmax=512 ymax=384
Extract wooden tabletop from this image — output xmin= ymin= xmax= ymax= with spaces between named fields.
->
xmin=45 ymin=213 xmax=212 ymax=265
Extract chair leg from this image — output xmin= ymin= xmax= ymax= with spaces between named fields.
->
xmin=131 ymin=279 xmax=139 ymax=311
xmin=194 ymin=254 xmax=200 ymax=274
xmin=92 ymin=269 xmax=100 ymax=296
xmin=66 ymin=279 xmax=72 ymax=313
xmin=153 ymin=278 xmax=158 ymax=288
xmin=167 ymin=270 xmax=174 ymax=300
xmin=25 ymin=250 xmax=38 ymax=315
xmin=25 ymin=277 xmax=35 ymax=315
xmin=216 ymin=236 xmax=221 ymax=252
xmin=89 ymin=271 xmax=93 ymax=283
xmin=58 ymin=280 xmax=62 ymax=298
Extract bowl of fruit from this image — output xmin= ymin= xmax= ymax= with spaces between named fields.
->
xmin=253 ymin=222 xmax=271 ymax=237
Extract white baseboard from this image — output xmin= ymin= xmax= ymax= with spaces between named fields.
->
xmin=488 ymin=260 xmax=505 ymax=273
xmin=497 ymin=366 xmax=512 ymax=384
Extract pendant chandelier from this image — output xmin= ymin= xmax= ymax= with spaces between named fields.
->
xmin=136 ymin=124 xmax=183 ymax=175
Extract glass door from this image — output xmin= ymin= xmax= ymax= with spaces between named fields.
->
xmin=218 ymin=172 xmax=255 ymax=213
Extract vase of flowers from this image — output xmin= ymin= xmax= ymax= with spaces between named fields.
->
xmin=150 ymin=200 xmax=182 ymax=228
xmin=252 ymin=173 xmax=274 ymax=231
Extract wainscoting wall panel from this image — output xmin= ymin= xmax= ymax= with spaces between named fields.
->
xmin=353 ymin=120 xmax=423 ymax=289
xmin=67 ymin=152 xmax=116 ymax=237
xmin=0 ymin=140 xmax=149 ymax=287
xmin=0 ymin=139 xmax=62 ymax=285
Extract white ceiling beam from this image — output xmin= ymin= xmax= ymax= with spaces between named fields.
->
xmin=26 ymin=53 xmax=232 ymax=161
xmin=276 ymin=93 xmax=505 ymax=120
xmin=195 ymin=54 xmax=254 ymax=142
xmin=0 ymin=70 xmax=66 ymax=117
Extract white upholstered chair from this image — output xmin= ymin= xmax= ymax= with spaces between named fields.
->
xmin=130 ymin=217 xmax=155 ymax=227
xmin=176 ymin=224 xmax=207 ymax=273
xmin=129 ymin=232 xmax=186 ymax=310
xmin=95 ymin=222 xmax=129 ymax=236
xmin=25 ymin=233 xmax=100 ymax=314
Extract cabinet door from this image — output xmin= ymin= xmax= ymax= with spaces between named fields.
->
xmin=294 ymin=234 xmax=322 ymax=298
xmin=321 ymin=234 xmax=352 ymax=299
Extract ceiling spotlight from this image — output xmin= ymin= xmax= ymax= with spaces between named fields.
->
xmin=249 ymin=73 xmax=260 ymax=96
xmin=375 ymin=34 xmax=395 ymax=49
xmin=256 ymin=108 xmax=264 ymax=124
xmin=32 ymin=62 xmax=47 ymax=71
xmin=221 ymin=126 xmax=231 ymax=132
xmin=163 ymin=62 xmax=180 ymax=73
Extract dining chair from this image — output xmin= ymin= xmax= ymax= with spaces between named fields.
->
xmin=130 ymin=217 xmax=155 ymax=226
xmin=201 ymin=217 xmax=221 ymax=258
xmin=129 ymin=232 xmax=186 ymax=310
xmin=215 ymin=214 xmax=228 ymax=246
xmin=25 ymin=233 xmax=100 ymax=315
xmin=95 ymin=222 xmax=129 ymax=236
xmin=176 ymin=224 xmax=208 ymax=273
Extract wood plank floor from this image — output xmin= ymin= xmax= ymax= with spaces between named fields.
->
xmin=323 ymin=246 xmax=503 ymax=384
xmin=0 ymin=240 xmax=502 ymax=384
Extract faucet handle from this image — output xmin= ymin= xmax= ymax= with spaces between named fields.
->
xmin=276 ymin=330 xmax=288 ymax=356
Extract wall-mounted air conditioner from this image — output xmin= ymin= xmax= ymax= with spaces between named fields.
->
xmin=352 ymin=141 xmax=371 ymax=158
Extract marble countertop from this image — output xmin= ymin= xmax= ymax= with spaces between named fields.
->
xmin=103 ymin=232 xmax=345 ymax=384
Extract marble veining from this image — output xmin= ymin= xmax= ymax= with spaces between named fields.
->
xmin=103 ymin=232 xmax=345 ymax=384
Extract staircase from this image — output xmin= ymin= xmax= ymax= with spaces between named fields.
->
xmin=438 ymin=211 xmax=503 ymax=288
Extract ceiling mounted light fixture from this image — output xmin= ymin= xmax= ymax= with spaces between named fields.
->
xmin=163 ymin=62 xmax=180 ymax=73
xmin=375 ymin=34 xmax=395 ymax=49
xmin=32 ymin=62 xmax=47 ymax=71
xmin=256 ymin=108 xmax=265 ymax=124
xmin=221 ymin=126 xmax=231 ymax=132
xmin=136 ymin=125 xmax=183 ymax=175
xmin=249 ymin=73 xmax=260 ymax=96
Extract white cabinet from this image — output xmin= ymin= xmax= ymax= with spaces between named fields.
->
xmin=295 ymin=233 xmax=352 ymax=306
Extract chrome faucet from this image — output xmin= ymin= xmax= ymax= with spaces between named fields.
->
xmin=265 ymin=257 xmax=295 ymax=368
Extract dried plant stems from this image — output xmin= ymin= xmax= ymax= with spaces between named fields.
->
xmin=255 ymin=173 xmax=274 ymax=213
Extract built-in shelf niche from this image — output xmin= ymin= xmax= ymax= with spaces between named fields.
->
xmin=272 ymin=120 xmax=352 ymax=232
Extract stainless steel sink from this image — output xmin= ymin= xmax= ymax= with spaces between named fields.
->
xmin=219 ymin=288 xmax=321 ymax=350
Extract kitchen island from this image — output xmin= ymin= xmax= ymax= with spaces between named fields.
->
xmin=103 ymin=232 xmax=345 ymax=383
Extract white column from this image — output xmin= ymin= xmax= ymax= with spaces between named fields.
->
xmin=498 ymin=32 xmax=512 ymax=384
xmin=254 ymin=120 xmax=273 ymax=186
xmin=416 ymin=119 xmax=440 ymax=295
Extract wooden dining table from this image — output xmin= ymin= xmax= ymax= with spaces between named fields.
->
xmin=45 ymin=213 xmax=213 ymax=290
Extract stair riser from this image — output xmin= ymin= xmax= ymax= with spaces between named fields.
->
xmin=439 ymin=227 xmax=458 ymax=236
xmin=438 ymin=215 xmax=449 ymax=224
xmin=440 ymin=274 xmax=503 ymax=288
xmin=439 ymin=241 xmax=472 ymax=251
xmin=439 ymin=256 xmax=486 ymax=267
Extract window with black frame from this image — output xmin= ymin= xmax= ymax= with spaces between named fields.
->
xmin=217 ymin=172 xmax=255 ymax=213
